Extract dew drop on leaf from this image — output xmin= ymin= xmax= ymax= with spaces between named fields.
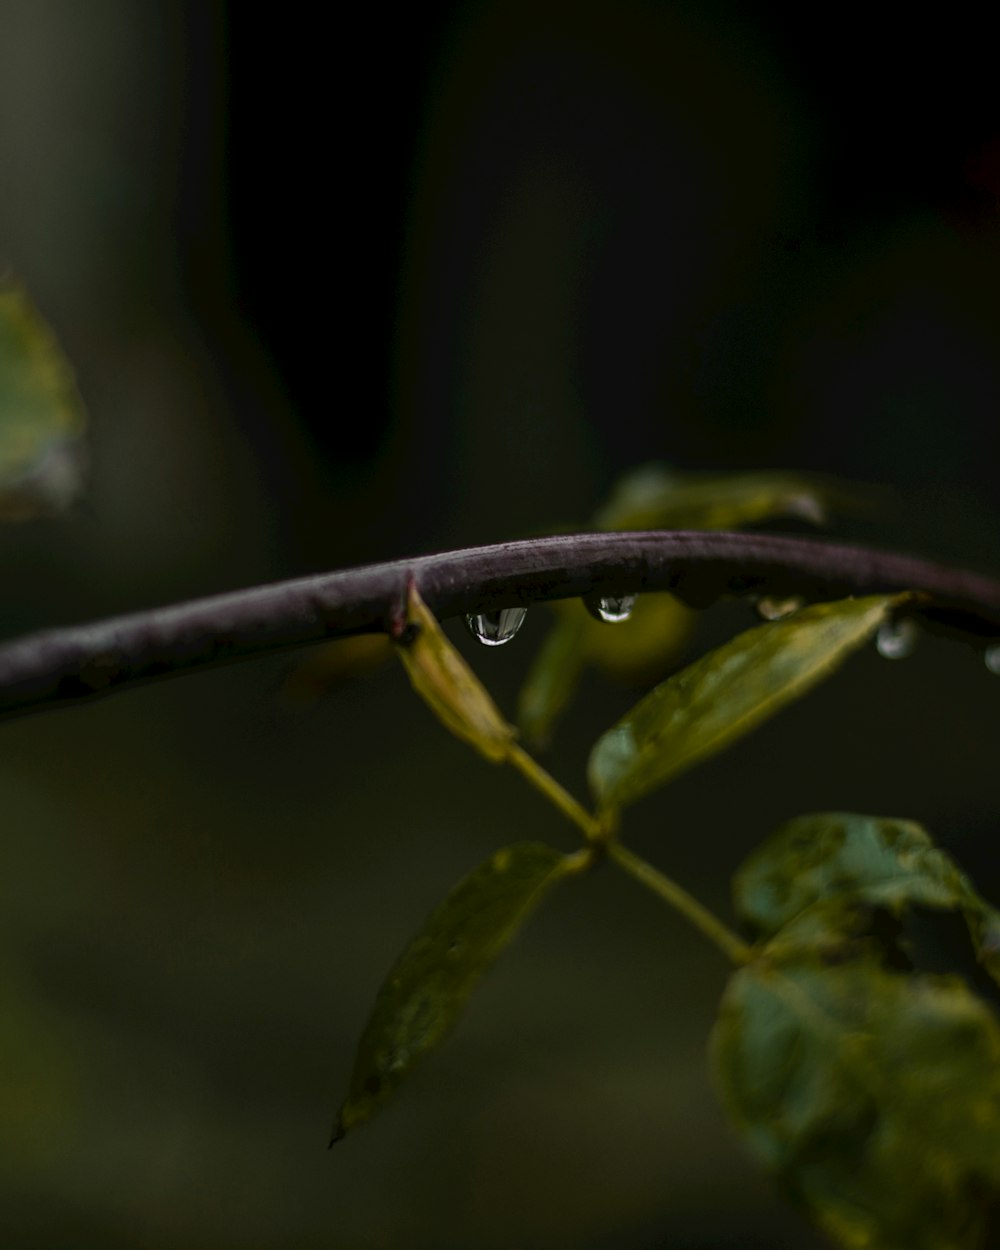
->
xmin=754 ymin=595 xmax=804 ymax=622
xmin=875 ymin=618 xmax=919 ymax=660
xmin=464 ymin=607 xmax=527 ymax=646
xmin=585 ymin=593 xmax=637 ymax=624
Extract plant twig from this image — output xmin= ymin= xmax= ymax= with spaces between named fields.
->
xmin=1 ymin=530 xmax=999 ymax=721
xmin=506 ymin=743 xmax=602 ymax=841
xmin=608 ymin=840 xmax=753 ymax=965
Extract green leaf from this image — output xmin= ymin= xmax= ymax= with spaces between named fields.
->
xmin=732 ymin=812 xmax=1000 ymax=988
xmin=518 ymin=462 xmax=867 ymax=747
xmin=733 ymin=812 xmax=972 ymax=940
xmin=395 ymin=582 xmax=515 ymax=763
xmin=0 ymin=279 xmax=86 ymax=518
xmin=593 ymin=463 xmax=873 ymax=532
xmin=588 ymin=595 xmax=900 ymax=811
xmin=712 ymin=952 xmax=1000 ymax=1250
xmin=334 ymin=842 xmax=570 ymax=1140
xmin=517 ymin=595 xmax=694 ymax=748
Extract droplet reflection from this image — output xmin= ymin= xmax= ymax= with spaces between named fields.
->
xmin=585 ymin=593 xmax=637 ymax=624
xmin=755 ymin=595 xmax=804 ymax=622
xmin=875 ymin=618 xmax=919 ymax=661
xmin=464 ymin=607 xmax=527 ymax=647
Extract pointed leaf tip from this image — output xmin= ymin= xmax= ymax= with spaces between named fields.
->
xmin=335 ymin=841 xmax=569 ymax=1137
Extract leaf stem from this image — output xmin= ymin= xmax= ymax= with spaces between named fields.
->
xmin=608 ymin=841 xmax=752 ymax=965
xmin=507 ymin=743 xmax=603 ymax=842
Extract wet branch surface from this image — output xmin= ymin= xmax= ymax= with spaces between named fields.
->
xmin=2 ymin=530 xmax=1000 ymax=721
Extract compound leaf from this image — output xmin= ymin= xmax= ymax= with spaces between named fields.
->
xmin=588 ymin=595 xmax=900 ymax=811
xmin=0 ymin=279 xmax=86 ymax=518
xmin=334 ymin=842 xmax=570 ymax=1139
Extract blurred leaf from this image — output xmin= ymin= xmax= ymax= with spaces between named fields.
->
xmin=0 ymin=279 xmax=86 ymax=518
xmin=334 ymin=842 xmax=570 ymax=1139
xmin=280 ymin=634 xmax=392 ymax=708
xmin=517 ymin=609 xmax=588 ymax=748
xmin=396 ymin=582 xmax=514 ymax=764
xmin=733 ymin=810 xmax=1000 ymax=989
xmin=588 ymin=595 xmax=900 ymax=812
xmin=734 ymin=813 xmax=972 ymax=940
xmin=518 ymin=595 xmax=695 ymax=747
xmin=593 ymin=463 xmax=872 ymax=532
xmin=712 ymin=949 xmax=1000 ymax=1250
xmin=0 ymin=955 xmax=79 ymax=1173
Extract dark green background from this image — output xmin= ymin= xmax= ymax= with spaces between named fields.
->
xmin=2 ymin=1 xmax=1000 ymax=1245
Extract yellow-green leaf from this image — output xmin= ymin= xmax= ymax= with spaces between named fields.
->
xmin=712 ymin=952 xmax=1000 ymax=1250
xmin=395 ymin=582 xmax=514 ymax=763
xmin=0 ymin=279 xmax=86 ymax=518
xmin=593 ymin=463 xmax=872 ymax=532
xmin=334 ymin=842 xmax=570 ymax=1139
xmin=588 ymin=595 xmax=901 ymax=811
xmin=517 ymin=463 xmax=866 ymax=747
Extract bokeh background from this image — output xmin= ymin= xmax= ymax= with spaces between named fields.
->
xmin=2 ymin=1 xmax=1000 ymax=1246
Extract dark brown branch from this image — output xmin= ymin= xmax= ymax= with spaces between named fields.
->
xmin=1 ymin=530 xmax=999 ymax=721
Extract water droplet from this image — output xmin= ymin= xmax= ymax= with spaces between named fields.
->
xmin=585 ymin=593 xmax=637 ymax=624
xmin=985 ymin=644 xmax=1000 ymax=675
xmin=875 ymin=618 xmax=919 ymax=661
xmin=464 ymin=607 xmax=527 ymax=646
xmin=755 ymin=595 xmax=804 ymax=622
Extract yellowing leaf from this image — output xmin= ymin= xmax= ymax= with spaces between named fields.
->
xmin=588 ymin=595 xmax=901 ymax=811
xmin=333 ymin=842 xmax=570 ymax=1139
xmin=395 ymin=582 xmax=514 ymax=763
xmin=0 ymin=279 xmax=86 ymax=518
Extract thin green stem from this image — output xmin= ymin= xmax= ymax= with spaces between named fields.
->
xmin=608 ymin=841 xmax=752 ymax=965
xmin=507 ymin=743 xmax=602 ymax=842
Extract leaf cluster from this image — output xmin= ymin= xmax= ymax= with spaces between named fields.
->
xmin=329 ymin=463 xmax=998 ymax=1248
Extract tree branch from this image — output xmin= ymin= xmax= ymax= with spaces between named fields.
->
xmin=1 ymin=530 xmax=999 ymax=721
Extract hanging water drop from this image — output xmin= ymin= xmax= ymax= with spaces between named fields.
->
xmin=585 ymin=593 xmax=637 ymax=624
xmin=464 ymin=607 xmax=527 ymax=646
xmin=985 ymin=644 xmax=1000 ymax=675
xmin=755 ymin=595 xmax=804 ymax=622
xmin=875 ymin=618 xmax=919 ymax=661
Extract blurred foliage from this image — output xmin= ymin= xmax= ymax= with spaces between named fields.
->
xmin=715 ymin=812 xmax=1000 ymax=1249
xmin=0 ymin=278 xmax=85 ymax=518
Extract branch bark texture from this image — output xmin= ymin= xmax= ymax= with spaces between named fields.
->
xmin=2 ymin=530 xmax=999 ymax=721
